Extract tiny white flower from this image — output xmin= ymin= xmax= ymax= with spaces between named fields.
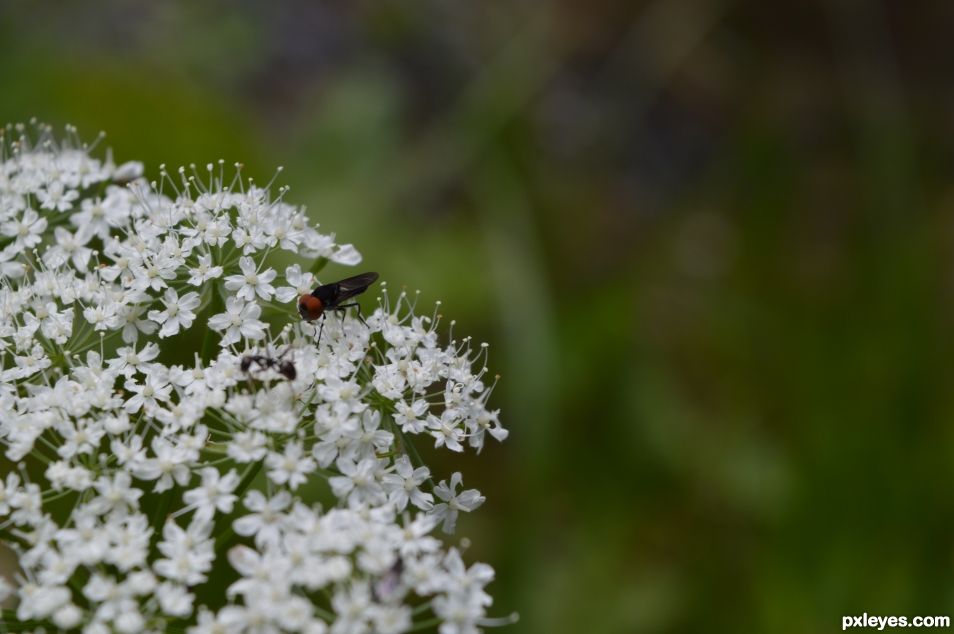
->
xmin=155 ymin=519 xmax=214 ymax=585
xmin=275 ymin=263 xmax=316 ymax=303
xmin=83 ymin=299 xmax=120 ymax=331
xmin=43 ymin=226 xmax=92 ymax=270
xmin=38 ymin=180 xmax=79 ymax=211
xmin=2 ymin=208 xmax=48 ymax=249
xmin=187 ymin=253 xmax=224 ymax=286
xmin=227 ymin=430 xmax=268 ymax=463
xmin=131 ymin=252 xmax=179 ymax=292
xmin=224 ymin=256 xmax=277 ymax=301
xmin=88 ymin=472 xmax=143 ymax=515
xmin=116 ymin=289 xmax=160 ymax=344
xmin=149 ymin=287 xmax=201 ymax=338
xmin=183 ymin=467 xmax=239 ymax=521
xmin=394 ymin=399 xmax=429 ymax=434
xmin=124 ymin=373 xmax=172 ymax=414
xmin=266 ymin=442 xmax=316 ymax=490
xmin=428 ymin=411 xmax=466 ymax=453
xmin=208 ymin=296 xmax=266 ymax=347
xmin=72 ymin=190 xmax=131 ymax=240
xmin=329 ymin=457 xmax=387 ymax=507
xmin=110 ymin=342 xmax=160 ymax=378
xmin=157 ymin=582 xmax=194 ymax=617
xmin=132 ymin=437 xmax=192 ymax=492
xmin=382 ymin=456 xmax=433 ymax=511
xmin=430 ymin=472 xmax=485 ymax=534
xmin=52 ymin=603 xmax=83 ymax=629
xmin=233 ymin=490 xmax=292 ymax=549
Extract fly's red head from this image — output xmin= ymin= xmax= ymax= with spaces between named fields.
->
xmin=298 ymin=294 xmax=324 ymax=321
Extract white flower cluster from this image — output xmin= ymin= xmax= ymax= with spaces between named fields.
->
xmin=0 ymin=123 xmax=512 ymax=633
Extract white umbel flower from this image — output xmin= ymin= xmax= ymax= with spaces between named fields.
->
xmin=0 ymin=123 xmax=511 ymax=634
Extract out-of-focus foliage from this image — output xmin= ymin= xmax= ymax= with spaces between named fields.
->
xmin=3 ymin=1 xmax=954 ymax=632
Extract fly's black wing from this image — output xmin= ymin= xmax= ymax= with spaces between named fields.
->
xmin=336 ymin=272 xmax=379 ymax=294
xmin=312 ymin=272 xmax=379 ymax=306
xmin=332 ymin=271 xmax=379 ymax=303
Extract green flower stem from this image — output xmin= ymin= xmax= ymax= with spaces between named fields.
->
xmin=411 ymin=602 xmax=434 ymax=615
xmin=213 ymin=461 xmax=262 ymax=555
xmin=308 ymin=256 xmax=328 ymax=277
xmin=151 ymin=489 xmax=174 ymax=534
xmin=407 ymin=617 xmax=442 ymax=632
xmin=200 ymin=282 xmax=223 ymax=365
xmin=0 ymin=613 xmax=45 ymax=632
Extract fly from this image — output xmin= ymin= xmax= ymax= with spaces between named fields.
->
xmin=298 ymin=271 xmax=379 ymax=345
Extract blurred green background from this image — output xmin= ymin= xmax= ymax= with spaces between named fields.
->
xmin=3 ymin=1 xmax=954 ymax=632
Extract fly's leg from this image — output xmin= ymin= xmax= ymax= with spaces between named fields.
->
xmin=316 ymin=314 xmax=327 ymax=348
xmin=335 ymin=302 xmax=368 ymax=327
